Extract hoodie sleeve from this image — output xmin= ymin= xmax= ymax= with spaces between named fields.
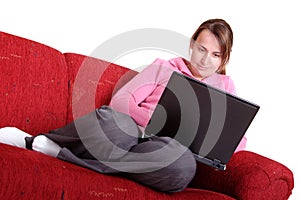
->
xmin=225 ymin=76 xmax=237 ymax=95
xmin=226 ymin=77 xmax=247 ymax=152
xmin=109 ymin=58 xmax=174 ymax=127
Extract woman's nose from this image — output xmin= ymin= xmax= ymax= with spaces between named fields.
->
xmin=200 ymin=53 xmax=209 ymax=65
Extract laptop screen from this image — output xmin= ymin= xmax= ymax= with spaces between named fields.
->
xmin=145 ymin=72 xmax=259 ymax=165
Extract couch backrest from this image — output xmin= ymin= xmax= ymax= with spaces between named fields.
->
xmin=0 ymin=31 xmax=137 ymax=135
xmin=64 ymin=53 xmax=137 ymax=123
xmin=0 ymin=31 xmax=69 ymax=135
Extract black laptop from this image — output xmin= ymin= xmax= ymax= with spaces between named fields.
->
xmin=144 ymin=71 xmax=260 ymax=170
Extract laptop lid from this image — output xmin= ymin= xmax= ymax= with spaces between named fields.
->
xmin=144 ymin=71 xmax=260 ymax=170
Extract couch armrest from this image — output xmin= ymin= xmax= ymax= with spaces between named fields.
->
xmin=189 ymin=151 xmax=294 ymax=200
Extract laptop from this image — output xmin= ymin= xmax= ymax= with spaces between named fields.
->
xmin=144 ymin=71 xmax=260 ymax=170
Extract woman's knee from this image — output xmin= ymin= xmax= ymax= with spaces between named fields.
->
xmin=162 ymin=149 xmax=196 ymax=192
xmin=126 ymin=146 xmax=196 ymax=193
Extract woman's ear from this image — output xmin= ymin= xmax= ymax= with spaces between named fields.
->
xmin=189 ymin=40 xmax=195 ymax=55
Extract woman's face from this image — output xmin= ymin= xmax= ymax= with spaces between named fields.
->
xmin=189 ymin=29 xmax=222 ymax=80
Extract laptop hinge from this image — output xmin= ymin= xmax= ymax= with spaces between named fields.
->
xmin=212 ymin=159 xmax=226 ymax=170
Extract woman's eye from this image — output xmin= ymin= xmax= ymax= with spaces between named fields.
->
xmin=213 ymin=53 xmax=221 ymax=58
xmin=198 ymin=47 xmax=205 ymax=52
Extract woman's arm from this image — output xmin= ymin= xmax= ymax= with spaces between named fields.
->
xmin=224 ymin=76 xmax=247 ymax=152
xmin=109 ymin=58 xmax=174 ymax=127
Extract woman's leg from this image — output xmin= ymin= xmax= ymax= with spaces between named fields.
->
xmin=31 ymin=135 xmax=62 ymax=157
xmin=0 ymin=107 xmax=196 ymax=192
xmin=0 ymin=127 xmax=61 ymax=157
xmin=0 ymin=127 xmax=31 ymax=148
xmin=122 ymin=137 xmax=197 ymax=192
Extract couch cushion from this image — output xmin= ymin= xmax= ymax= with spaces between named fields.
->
xmin=0 ymin=144 xmax=235 ymax=200
xmin=0 ymin=31 xmax=68 ymax=135
xmin=64 ymin=53 xmax=137 ymax=123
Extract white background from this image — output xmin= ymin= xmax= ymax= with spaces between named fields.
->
xmin=1 ymin=0 xmax=299 ymax=199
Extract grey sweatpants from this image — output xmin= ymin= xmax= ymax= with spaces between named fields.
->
xmin=25 ymin=106 xmax=196 ymax=192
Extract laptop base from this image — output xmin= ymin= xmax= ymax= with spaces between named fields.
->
xmin=194 ymin=155 xmax=226 ymax=171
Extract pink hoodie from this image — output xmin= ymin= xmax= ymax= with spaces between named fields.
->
xmin=110 ymin=57 xmax=246 ymax=152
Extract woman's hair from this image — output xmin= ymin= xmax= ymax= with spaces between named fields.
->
xmin=190 ymin=19 xmax=233 ymax=75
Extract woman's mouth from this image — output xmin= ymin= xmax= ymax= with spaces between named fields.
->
xmin=196 ymin=64 xmax=207 ymax=71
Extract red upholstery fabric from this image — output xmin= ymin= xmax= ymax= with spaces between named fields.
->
xmin=0 ymin=32 xmax=68 ymax=135
xmin=0 ymin=144 xmax=234 ymax=200
xmin=64 ymin=53 xmax=137 ymax=123
xmin=0 ymin=31 xmax=294 ymax=199
xmin=190 ymin=151 xmax=294 ymax=200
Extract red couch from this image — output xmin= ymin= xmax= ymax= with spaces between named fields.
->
xmin=0 ymin=31 xmax=294 ymax=200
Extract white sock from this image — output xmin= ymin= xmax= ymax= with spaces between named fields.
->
xmin=32 ymin=135 xmax=62 ymax=157
xmin=0 ymin=127 xmax=31 ymax=148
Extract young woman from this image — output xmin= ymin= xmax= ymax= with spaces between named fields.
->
xmin=0 ymin=18 xmax=245 ymax=192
